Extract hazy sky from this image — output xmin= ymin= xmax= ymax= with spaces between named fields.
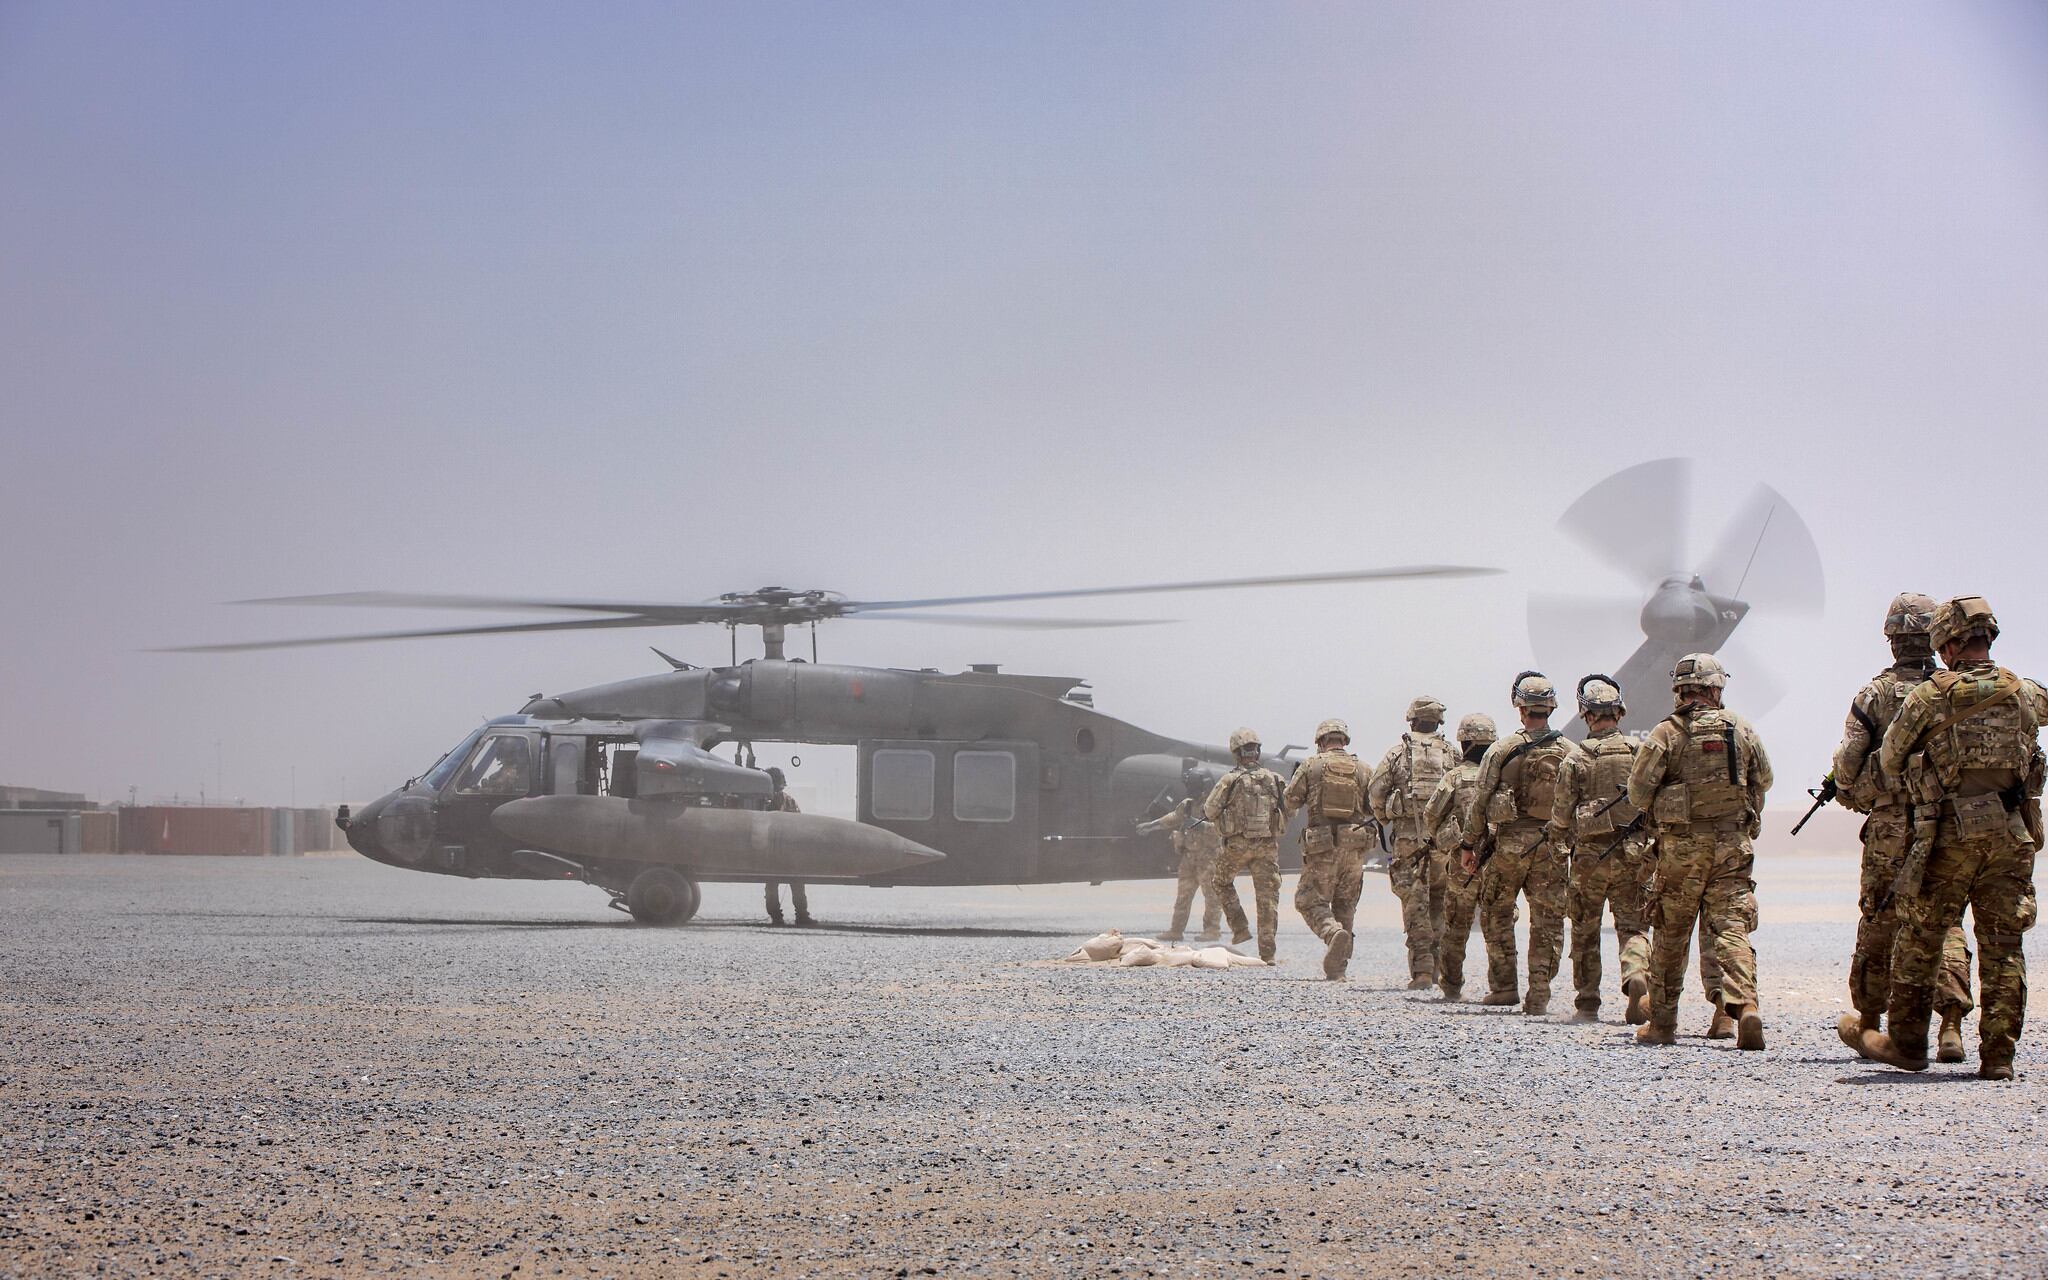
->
xmin=4 ymin=2 xmax=2046 ymax=809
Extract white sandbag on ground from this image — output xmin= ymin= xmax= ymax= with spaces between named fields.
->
xmin=1191 ymin=947 xmax=1233 ymax=970
xmin=1078 ymin=930 xmax=1124 ymax=961
xmin=1223 ymin=951 xmax=1269 ymax=967
xmin=1120 ymin=948 xmax=1161 ymax=966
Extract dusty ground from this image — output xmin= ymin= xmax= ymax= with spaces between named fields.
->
xmin=3 ymin=844 xmax=2047 ymax=1279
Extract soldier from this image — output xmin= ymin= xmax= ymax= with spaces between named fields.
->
xmin=1135 ymin=759 xmax=1224 ymax=943
xmin=1459 ymin=673 xmax=1581 ymax=1014
xmin=1424 ymin=713 xmax=1495 ymax=1000
xmin=1832 ymin=593 xmax=1977 ymax=1063
xmin=1286 ymin=719 xmax=1374 ymax=979
xmin=761 ymin=767 xmax=813 ymax=926
xmin=1203 ymin=728 xmax=1289 ymax=963
xmin=1626 ymin=654 xmax=1772 ymax=1050
xmin=1550 ymin=676 xmax=1648 ymax=1024
xmin=1860 ymin=597 xmax=2044 ymax=1080
xmin=1369 ymin=697 xmax=1461 ymax=990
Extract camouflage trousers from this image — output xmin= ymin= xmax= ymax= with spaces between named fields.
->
xmin=1619 ymin=914 xmax=1723 ymax=1005
xmin=1433 ymin=846 xmax=1481 ymax=992
xmin=1165 ymin=843 xmax=1222 ymax=938
xmin=1389 ymin=831 xmax=1439 ymax=982
xmin=1888 ymin=829 xmax=2037 ymax=1066
xmin=1645 ymin=827 xmax=1759 ymax=1028
xmin=1210 ymin=838 xmax=1282 ymax=961
xmin=1294 ymin=827 xmax=1366 ymax=943
xmin=1850 ymin=807 xmax=1974 ymax=1020
xmin=1478 ymin=826 xmax=1567 ymax=1000
xmin=1567 ymin=840 xmax=1646 ymax=1013
xmin=764 ymin=880 xmax=809 ymax=922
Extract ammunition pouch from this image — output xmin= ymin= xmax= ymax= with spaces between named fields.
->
xmin=1652 ymin=783 xmax=1690 ymax=828
xmin=1575 ymin=797 xmax=1619 ymax=838
xmin=1946 ymin=791 xmax=2012 ymax=843
xmin=1486 ymin=789 xmax=1517 ymax=825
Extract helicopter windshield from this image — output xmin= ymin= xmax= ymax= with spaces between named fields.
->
xmin=422 ymin=727 xmax=486 ymax=791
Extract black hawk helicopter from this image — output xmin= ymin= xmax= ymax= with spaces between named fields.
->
xmin=176 ymin=568 xmax=1496 ymax=923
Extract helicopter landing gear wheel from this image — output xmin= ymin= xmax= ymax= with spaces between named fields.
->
xmin=624 ymin=868 xmax=700 ymax=926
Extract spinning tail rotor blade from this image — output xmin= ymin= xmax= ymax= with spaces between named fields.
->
xmin=1698 ymin=483 xmax=1825 ymax=616
xmin=1555 ymin=457 xmax=1693 ymax=588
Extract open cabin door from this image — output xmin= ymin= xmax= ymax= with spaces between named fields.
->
xmin=857 ymin=739 xmax=1040 ymax=881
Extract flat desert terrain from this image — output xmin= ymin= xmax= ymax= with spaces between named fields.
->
xmin=3 ymin=838 xmax=2046 ymax=1278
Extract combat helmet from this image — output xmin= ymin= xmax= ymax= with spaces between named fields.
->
xmin=1930 ymin=596 xmax=1999 ymax=653
xmin=1883 ymin=592 xmax=1937 ymax=638
xmin=1577 ymin=674 xmax=1625 ymax=720
xmin=1671 ymin=653 xmax=1728 ymax=691
xmin=1456 ymin=713 xmax=1498 ymax=745
xmin=1405 ymin=697 xmax=1446 ymax=725
xmin=1227 ymin=727 xmax=1262 ymax=754
xmin=1314 ymin=718 xmax=1350 ymax=746
xmin=1510 ymin=670 xmax=1558 ymax=711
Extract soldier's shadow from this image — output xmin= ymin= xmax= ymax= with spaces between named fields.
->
xmin=1833 ymin=1070 xmax=1984 ymax=1086
xmin=1437 ymin=1005 xmax=1528 ymax=1016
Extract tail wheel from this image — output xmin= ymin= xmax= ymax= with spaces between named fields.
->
xmin=625 ymin=867 xmax=699 ymax=926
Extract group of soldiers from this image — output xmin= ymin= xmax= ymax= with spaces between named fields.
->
xmin=1137 ymin=593 xmax=2044 ymax=1080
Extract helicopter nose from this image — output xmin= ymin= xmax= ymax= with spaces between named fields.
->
xmin=342 ymin=790 xmax=435 ymax=867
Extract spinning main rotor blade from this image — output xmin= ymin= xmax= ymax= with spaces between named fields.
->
xmin=158 ymin=615 xmax=665 ymax=653
xmin=1697 ymin=483 xmax=1825 ymax=616
xmin=848 ymin=565 xmax=1501 ymax=613
xmin=1525 ymin=592 xmax=1649 ymax=678
xmin=234 ymin=591 xmax=738 ymax=621
xmin=854 ymin=612 xmax=1168 ymax=630
xmin=1555 ymin=457 xmax=1693 ymax=589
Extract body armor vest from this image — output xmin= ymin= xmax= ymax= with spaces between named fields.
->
xmin=1216 ymin=766 xmax=1284 ymax=838
xmin=1391 ymin=735 xmax=1453 ymax=818
xmin=1845 ymin=667 xmax=1924 ymax=810
xmin=1308 ymin=752 xmax=1365 ymax=822
xmin=1666 ymin=706 xmax=1750 ymax=823
xmin=1576 ymin=732 xmax=1640 ymax=836
xmin=1503 ymin=731 xmax=1570 ymax=822
xmin=1924 ymin=667 xmax=2037 ymax=793
xmin=1437 ymin=762 xmax=1483 ymax=842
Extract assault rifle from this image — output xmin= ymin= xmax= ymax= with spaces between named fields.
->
xmin=1789 ymin=772 xmax=1837 ymax=836
xmin=1591 ymin=811 xmax=1649 ymax=862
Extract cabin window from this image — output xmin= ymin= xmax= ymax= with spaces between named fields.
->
xmin=871 ymin=749 xmax=935 ymax=821
xmin=548 ymin=739 xmax=586 ymax=795
xmin=953 ymin=750 xmax=1016 ymax=823
xmin=452 ymin=734 xmax=533 ymax=796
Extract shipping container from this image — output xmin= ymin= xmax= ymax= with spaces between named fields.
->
xmin=119 ymin=806 xmax=274 ymax=856
xmin=79 ymin=810 xmax=118 ymax=854
xmin=0 ymin=811 xmax=80 ymax=854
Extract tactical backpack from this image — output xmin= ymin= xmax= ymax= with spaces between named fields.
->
xmin=1315 ymin=754 xmax=1364 ymax=822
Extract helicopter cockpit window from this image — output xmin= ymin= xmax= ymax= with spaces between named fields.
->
xmin=451 ymin=734 xmax=533 ymax=797
xmin=953 ymin=750 xmax=1016 ymax=823
xmin=870 ymin=749 xmax=934 ymax=822
xmin=548 ymin=739 xmax=587 ymax=795
xmin=423 ymin=727 xmax=486 ymax=791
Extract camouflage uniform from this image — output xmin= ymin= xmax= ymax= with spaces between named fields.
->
xmin=1204 ymin=754 xmax=1288 ymax=962
xmin=1285 ymin=736 xmax=1373 ymax=975
xmin=1370 ymin=708 xmax=1460 ymax=986
xmin=1137 ymin=798 xmax=1223 ymax=940
xmin=1626 ymin=671 xmax=1772 ymax=1042
xmin=763 ymin=789 xmax=810 ymax=924
xmin=1833 ymin=654 xmax=1975 ymax=1030
xmin=1424 ymin=729 xmax=1490 ymax=997
xmin=1462 ymin=697 xmax=1580 ymax=1011
xmin=1552 ymin=723 xmax=1647 ymax=1017
xmin=1874 ymin=623 xmax=2044 ymax=1075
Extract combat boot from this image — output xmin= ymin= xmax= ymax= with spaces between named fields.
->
xmin=1194 ymin=930 xmax=1222 ymax=943
xmin=1635 ymin=1022 xmax=1676 ymax=1046
xmin=1623 ymin=977 xmax=1650 ymax=1026
xmin=1481 ymin=990 xmax=1519 ymax=1007
xmin=1735 ymin=1004 xmax=1765 ymax=1051
xmin=1570 ymin=1006 xmax=1599 ymax=1025
xmin=1406 ymin=976 xmax=1435 ymax=991
xmin=1838 ymin=1011 xmax=1881 ymax=1055
xmin=1979 ymin=1055 xmax=2015 ymax=1082
xmin=1936 ymin=1011 xmax=1965 ymax=1064
xmin=1522 ymin=990 xmax=1549 ymax=1016
xmin=795 ymin=913 xmax=815 ymax=927
xmin=1440 ymin=984 xmax=1462 ymax=1002
xmin=1156 ymin=931 xmax=1185 ymax=943
xmin=767 ymin=912 xmax=786 ymax=927
xmin=1857 ymin=1027 xmax=1930 ymax=1072
xmin=1231 ymin=928 xmax=1253 ymax=946
xmin=1706 ymin=1007 xmax=1735 ymax=1040
xmin=1322 ymin=928 xmax=1353 ymax=980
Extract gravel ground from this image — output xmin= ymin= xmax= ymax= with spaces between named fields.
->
xmin=4 ymin=849 xmax=2047 ymax=1279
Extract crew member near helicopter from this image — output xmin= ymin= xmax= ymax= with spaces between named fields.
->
xmin=762 ymin=767 xmax=813 ymax=927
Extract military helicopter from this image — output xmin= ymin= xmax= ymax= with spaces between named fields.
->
xmin=1526 ymin=457 xmax=1825 ymax=736
xmin=177 ymin=568 xmax=1496 ymax=923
